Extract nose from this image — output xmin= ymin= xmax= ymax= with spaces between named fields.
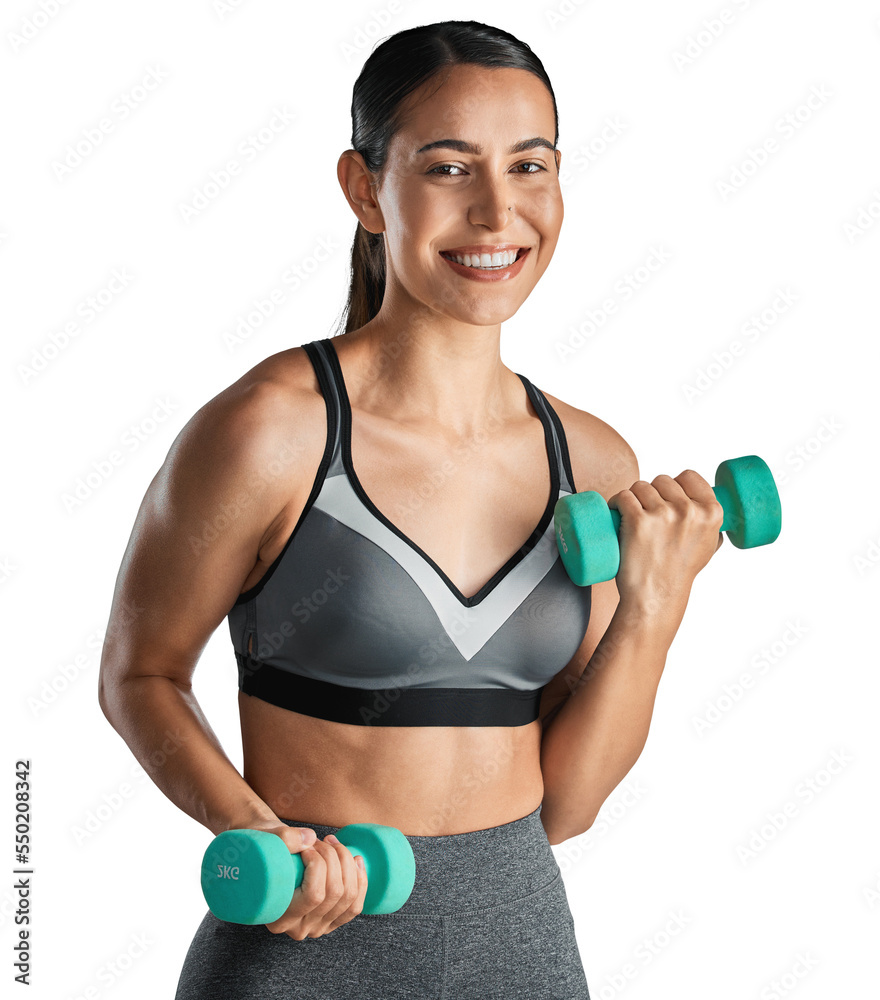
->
xmin=467 ymin=177 xmax=513 ymax=231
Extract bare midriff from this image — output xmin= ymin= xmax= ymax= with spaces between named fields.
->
xmin=238 ymin=693 xmax=545 ymax=835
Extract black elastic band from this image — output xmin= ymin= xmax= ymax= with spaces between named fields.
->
xmin=236 ymin=653 xmax=543 ymax=727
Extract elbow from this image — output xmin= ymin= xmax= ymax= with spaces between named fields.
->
xmin=546 ymin=814 xmax=596 ymax=847
xmin=97 ymin=665 xmax=124 ymax=723
xmin=97 ymin=676 xmax=114 ymax=722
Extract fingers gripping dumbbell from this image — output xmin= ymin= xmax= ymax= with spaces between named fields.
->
xmin=201 ymin=823 xmax=416 ymax=924
xmin=553 ymin=454 xmax=782 ymax=587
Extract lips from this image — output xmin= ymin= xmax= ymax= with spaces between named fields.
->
xmin=439 ymin=246 xmax=531 ymax=281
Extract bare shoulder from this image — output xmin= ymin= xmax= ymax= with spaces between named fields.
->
xmin=99 ymin=344 xmax=328 ymax=687
xmin=538 ymin=388 xmax=640 ymax=499
xmin=179 ymin=344 xmax=330 ymax=548
xmin=189 ymin=345 xmax=325 ymax=472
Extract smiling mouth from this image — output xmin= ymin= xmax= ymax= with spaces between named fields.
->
xmin=439 ymin=247 xmax=527 ymax=267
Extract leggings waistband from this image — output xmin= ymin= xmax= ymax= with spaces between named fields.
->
xmin=279 ymin=804 xmax=559 ymax=917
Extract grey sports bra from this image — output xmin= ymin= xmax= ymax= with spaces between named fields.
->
xmin=226 ymin=337 xmax=592 ymax=727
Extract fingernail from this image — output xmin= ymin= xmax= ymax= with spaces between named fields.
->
xmin=299 ymin=828 xmax=317 ymax=846
xmin=325 ymin=834 xmax=339 ymax=844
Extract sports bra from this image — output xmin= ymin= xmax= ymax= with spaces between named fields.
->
xmin=227 ymin=337 xmax=592 ymax=727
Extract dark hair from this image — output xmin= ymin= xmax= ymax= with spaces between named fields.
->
xmin=332 ymin=20 xmax=559 ymax=337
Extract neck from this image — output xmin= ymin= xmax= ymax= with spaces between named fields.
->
xmin=342 ymin=315 xmax=522 ymax=439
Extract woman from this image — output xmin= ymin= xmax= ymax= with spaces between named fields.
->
xmin=99 ymin=20 xmax=724 ymax=999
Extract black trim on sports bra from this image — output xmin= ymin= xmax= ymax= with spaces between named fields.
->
xmin=236 ymin=651 xmax=544 ymax=726
xmin=232 ymin=341 xmax=337 ymax=606
xmin=321 ymin=335 xmax=560 ymax=609
xmin=541 ymin=392 xmax=578 ymax=493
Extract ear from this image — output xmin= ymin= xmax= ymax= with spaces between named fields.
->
xmin=337 ymin=149 xmax=385 ymax=235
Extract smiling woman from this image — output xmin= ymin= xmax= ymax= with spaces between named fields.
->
xmin=96 ymin=17 xmax=707 ymax=1000
xmin=95 ymin=20 xmax=600 ymax=1000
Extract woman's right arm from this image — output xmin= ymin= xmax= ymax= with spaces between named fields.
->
xmin=98 ymin=369 xmax=369 ymax=939
xmin=98 ymin=373 xmax=310 ymax=837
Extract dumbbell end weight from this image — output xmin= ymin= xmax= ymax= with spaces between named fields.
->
xmin=336 ymin=822 xmax=417 ymax=914
xmin=554 ymin=491 xmax=620 ymax=588
xmin=201 ymin=828 xmax=301 ymax=925
xmin=201 ymin=823 xmax=417 ymax=924
xmin=714 ymin=455 xmax=781 ymax=549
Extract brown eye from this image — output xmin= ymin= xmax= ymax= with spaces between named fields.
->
xmin=427 ymin=161 xmax=547 ymax=176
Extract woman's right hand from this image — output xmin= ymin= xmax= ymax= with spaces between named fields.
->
xmin=248 ymin=823 xmax=370 ymax=940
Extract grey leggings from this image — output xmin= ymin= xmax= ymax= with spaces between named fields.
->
xmin=174 ymin=804 xmax=591 ymax=999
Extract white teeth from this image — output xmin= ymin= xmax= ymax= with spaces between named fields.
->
xmin=443 ymin=249 xmax=520 ymax=269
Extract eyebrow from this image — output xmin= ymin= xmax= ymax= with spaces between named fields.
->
xmin=414 ymin=137 xmax=555 ymax=156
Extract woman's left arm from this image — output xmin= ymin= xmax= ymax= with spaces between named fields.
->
xmin=536 ymin=406 xmax=724 ymax=845
xmin=539 ymin=589 xmax=687 ymax=845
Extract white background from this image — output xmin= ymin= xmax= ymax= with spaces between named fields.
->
xmin=3 ymin=0 xmax=879 ymax=997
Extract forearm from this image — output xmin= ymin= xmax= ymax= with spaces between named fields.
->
xmin=540 ymin=595 xmax=687 ymax=843
xmin=99 ymin=674 xmax=278 ymax=836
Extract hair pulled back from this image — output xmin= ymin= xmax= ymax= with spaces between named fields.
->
xmin=333 ymin=20 xmax=559 ymax=336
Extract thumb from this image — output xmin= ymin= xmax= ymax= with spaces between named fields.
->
xmin=243 ymin=820 xmax=318 ymax=856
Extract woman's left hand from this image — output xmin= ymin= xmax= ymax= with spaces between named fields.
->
xmin=606 ymin=469 xmax=725 ymax=614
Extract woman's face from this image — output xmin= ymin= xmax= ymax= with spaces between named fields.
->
xmin=342 ymin=63 xmax=563 ymax=330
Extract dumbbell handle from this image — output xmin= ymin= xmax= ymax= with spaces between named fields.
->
xmin=606 ymin=483 xmax=737 ymax=535
xmin=277 ymin=832 xmax=375 ymax=888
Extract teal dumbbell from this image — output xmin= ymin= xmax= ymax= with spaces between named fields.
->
xmin=554 ymin=454 xmax=781 ymax=587
xmin=201 ymin=823 xmax=416 ymax=924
